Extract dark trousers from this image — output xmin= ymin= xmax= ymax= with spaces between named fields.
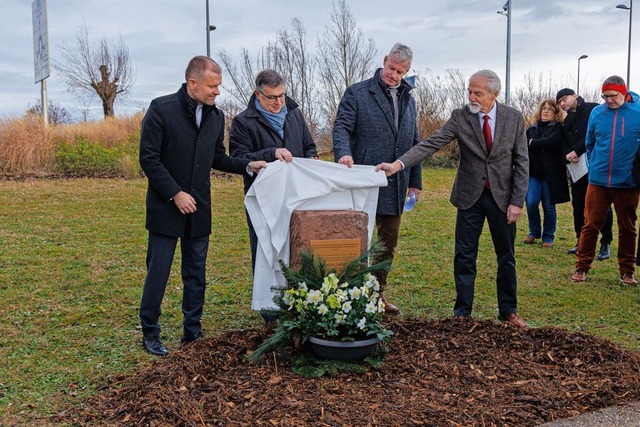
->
xmin=454 ymin=189 xmax=518 ymax=317
xmin=571 ymin=176 xmax=613 ymax=244
xmin=374 ymin=214 xmax=402 ymax=291
xmin=139 ymin=231 xmax=209 ymax=339
xmin=576 ymin=185 xmax=639 ymax=274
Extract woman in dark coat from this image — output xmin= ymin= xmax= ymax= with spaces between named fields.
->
xmin=523 ymin=98 xmax=570 ymax=247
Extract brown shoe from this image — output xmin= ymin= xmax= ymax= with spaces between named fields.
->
xmin=380 ymin=294 xmax=400 ymax=314
xmin=500 ymin=313 xmax=528 ymax=328
xmin=542 ymin=242 xmax=553 ymax=248
xmin=621 ymin=272 xmax=638 ymax=286
xmin=571 ymin=269 xmax=587 ymax=282
xmin=523 ymin=235 xmax=536 ymax=244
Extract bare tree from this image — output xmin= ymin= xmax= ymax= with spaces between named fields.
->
xmin=316 ymin=0 xmax=377 ymax=123
xmin=26 ymin=99 xmax=73 ymax=125
xmin=73 ymin=94 xmax=94 ymax=122
xmin=54 ymin=24 xmax=135 ymax=119
xmin=218 ymin=45 xmax=277 ymax=108
xmin=218 ymin=18 xmax=320 ymax=134
xmin=274 ymin=18 xmax=320 ymax=134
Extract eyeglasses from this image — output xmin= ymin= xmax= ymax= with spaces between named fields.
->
xmin=601 ymin=93 xmax=621 ymax=100
xmin=259 ymin=90 xmax=286 ymax=102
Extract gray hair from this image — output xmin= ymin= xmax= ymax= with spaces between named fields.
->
xmin=470 ymin=69 xmax=501 ymax=94
xmin=185 ymin=56 xmax=221 ymax=81
xmin=255 ymin=69 xmax=285 ymax=91
xmin=387 ymin=43 xmax=413 ymax=63
xmin=603 ymin=75 xmax=626 ymax=86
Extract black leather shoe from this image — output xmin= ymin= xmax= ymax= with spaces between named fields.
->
xmin=567 ymin=244 xmax=579 ymax=255
xmin=143 ymin=336 xmax=168 ymax=356
xmin=597 ymin=243 xmax=611 ymax=260
xmin=180 ymin=332 xmax=203 ymax=345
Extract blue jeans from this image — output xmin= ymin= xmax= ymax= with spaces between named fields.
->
xmin=525 ymin=176 xmax=557 ymax=243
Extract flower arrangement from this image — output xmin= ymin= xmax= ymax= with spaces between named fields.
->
xmin=249 ymin=241 xmax=393 ymax=365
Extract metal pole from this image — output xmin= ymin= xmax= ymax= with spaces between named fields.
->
xmin=41 ymin=79 xmax=48 ymax=128
xmin=628 ymin=0 xmax=633 ymax=88
xmin=206 ymin=0 xmax=211 ymax=57
xmin=505 ymin=1 xmax=511 ymax=105
xmin=577 ymin=58 xmax=581 ymax=96
xmin=577 ymin=55 xmax=588 ymax=96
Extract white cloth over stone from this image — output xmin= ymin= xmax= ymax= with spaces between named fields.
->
xmin=245 ymin=158 xmax=388 ymax=310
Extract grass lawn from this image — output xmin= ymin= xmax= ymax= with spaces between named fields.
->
xmin=0 ymin=168 xmax=638 ymax=423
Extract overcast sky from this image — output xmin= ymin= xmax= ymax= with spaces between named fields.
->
xmin=0 ymin=0 xmax=636 ymax=120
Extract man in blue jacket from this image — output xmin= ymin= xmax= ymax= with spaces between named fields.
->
xmin=571 ymin=76 xmax=640 ymax=285
xmin=332 ymin=43 xmax=422 ymax=314
xmin=139 ymin=56 xmax=267 ymax=356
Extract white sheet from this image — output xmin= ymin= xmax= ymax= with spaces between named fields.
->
xmin=245 ymin=158 xmax=388 ymax=310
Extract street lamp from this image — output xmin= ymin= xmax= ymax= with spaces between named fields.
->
xmin=206 ymin=0 xmax=217 ymax=57
xmin=616 ymin=1 xmax=633 ymax=88
xmin=497 ymin=1 xmax=511 ymax=105
xmin=577 ymin=54 xmax=588 ymax=95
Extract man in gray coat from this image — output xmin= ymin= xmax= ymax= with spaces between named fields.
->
xmin=333 ymin=43 xmax=422 ymax=314
xmin=376 ymin=70 xmax=529 ymax=328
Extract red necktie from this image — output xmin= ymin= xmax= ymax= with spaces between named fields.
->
xmin=483 ymin=115 xmax=492 ymax=188
xmin=482 ymin=114 xmax=493 ymax=153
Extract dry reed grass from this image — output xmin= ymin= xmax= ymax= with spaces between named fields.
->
xmin=0 ymin=113 xmax=143 ymax=175
xmin=0 ymin=115 xmax=55 ymax=174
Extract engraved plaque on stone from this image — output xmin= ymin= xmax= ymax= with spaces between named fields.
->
xmin=289 ymin=210 xmax=368 ymax=271
xmin=310 ymin=239 xmax=361 ymax=272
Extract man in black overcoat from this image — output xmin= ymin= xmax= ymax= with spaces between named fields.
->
xmin=138 ymin=56 xmax=266 ymax=356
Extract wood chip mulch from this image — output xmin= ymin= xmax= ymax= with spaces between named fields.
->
xmin=61 ymin=317 xmax=640 ymax=426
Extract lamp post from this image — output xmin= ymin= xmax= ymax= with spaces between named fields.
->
xmin=205 ymin=0 xmax=217 ymax=57
xmin=577 ymin=54 xmax=588 ymax=95
xmin=616 ymin=1 xmax=633 ymax=88
xmin=498 ymin=1 xmax=511 ymax=104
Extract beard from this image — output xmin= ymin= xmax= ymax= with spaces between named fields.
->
xmin=467 ymin=102 xmax=481 ymax=114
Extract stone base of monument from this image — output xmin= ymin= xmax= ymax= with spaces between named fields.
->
xmin=289 ymin=210 xmax=368 ymax=272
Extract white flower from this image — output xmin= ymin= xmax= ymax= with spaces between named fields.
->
xmin=334 ymin=313 xmax=344 ymax=323
xmin=348 ymin=287 xmax=362 ymax=300
xmin=340 ymin=281 xmax=349 ymax=288
xmin=306 ymin=289 xmax=324 ymax=305
xmin=317 ymin=304 xmax=328 ymax=315
xmin=357 ymin=317 xmax=367 ymax=330
xmin=377 ymin=298 xmax=386 ymax=313
xmin=321 ymin=273 xmax=339 ymax=294
xmin=298 ymin=281 xmax=308 ymax=291
xmin=282 ymin=290 xmax=296 ymax=307
xmin=336 ymin=289 xmax=348 ymax=301
xmin=365 ymin=302 xmax=377 ymax=313
xmin=342 ymin=301 xmax=352 ymax=313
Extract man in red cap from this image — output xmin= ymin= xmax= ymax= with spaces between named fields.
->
xmin=571 ymin=76 xmax=640 ymax=286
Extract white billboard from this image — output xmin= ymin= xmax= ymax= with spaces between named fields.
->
xmin=32 ymin=0 xmax=50 ymax=83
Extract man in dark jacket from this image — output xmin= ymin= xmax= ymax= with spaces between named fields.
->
xmin=229 ymin=69 xmax=318 ymax=275
xmin=332 ymin=43 xmax=422 ymax=314
xmin=138 ymin=56 xmax=266 ymax=356
xmin=557 ymin=88 xmax=613 ymax=260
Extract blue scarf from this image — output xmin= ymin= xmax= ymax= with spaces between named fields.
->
xmin=255 ymin=99 xmax=287 ymax=139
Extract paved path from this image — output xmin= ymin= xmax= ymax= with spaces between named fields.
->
xmin=539 ymin=402 xmax=640 ymax=426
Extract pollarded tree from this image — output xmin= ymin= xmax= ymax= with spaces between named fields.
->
xmin=54 ymin=25 xmax=135 ymax=119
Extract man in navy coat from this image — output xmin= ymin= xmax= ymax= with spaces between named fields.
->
xmin=138 ymin=56 xmax=266 ymax=356
xmin=332 ymin=43 xmax=422 ymax=314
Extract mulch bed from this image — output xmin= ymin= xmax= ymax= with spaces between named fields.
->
xmin=62 ymin=317 xmax=640 ymax=426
